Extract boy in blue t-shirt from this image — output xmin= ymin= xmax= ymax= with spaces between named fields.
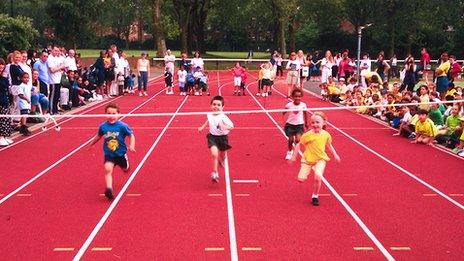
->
xmin=88 ymin=103 xmax=135 ymax=200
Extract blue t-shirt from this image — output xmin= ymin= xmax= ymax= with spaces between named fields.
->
xmin=98 ymin=121 xmax=133 ymax=157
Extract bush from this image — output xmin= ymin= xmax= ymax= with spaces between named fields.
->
xmin=0 ymin=14 xmax=39 ymax=57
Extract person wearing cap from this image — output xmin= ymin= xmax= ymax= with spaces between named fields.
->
xmin=137 ymin=52 xmax=150 ymax=96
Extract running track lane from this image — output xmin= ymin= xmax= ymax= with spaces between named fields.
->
xmin=0 ymin=77 xmax=166 ymax=199
xmin=76 ymin=75 xmax=233 ymax=260
xmin=269 ymin=79 xmax=464 ymax=259
xmin=0 ymin=81 xmax=190 ymax=259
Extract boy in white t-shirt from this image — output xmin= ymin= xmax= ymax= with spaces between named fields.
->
xmin=177 ymin=66 xmax=187 ymax=96
xmin=17 ymin=72 xmax=32 ymax=136
xmin=283 ymin=89 xmax=308 ymax=160
xmin=198 ymin=95 xmax=234 ymax=182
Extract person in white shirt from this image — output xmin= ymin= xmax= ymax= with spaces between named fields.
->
xmin=47 ymin=46 xmax=66 ymax=114
xmin=64 ymin=49 xmax=78 ymax=72
xmin=320 ymin=50 xmax=335 ymax=84
xmin=283 ymin=89 xmax=308 ymax=160
xmin=17 ymin=72 xmax=32 ymax=136
xmin=286 ymin=52 xmax=301 ymax=97
xmin=164 ymin=49 xmax=176 ymax=74
xmin=197 ymin=96 xmax=234 ymax=183
xmin=177 ymin=66 xmax=187 ymax=95
xmin=191 ymin=51 xmax=204 ymax=72
xmin=360 ymin=54 xmax=371 ymax=88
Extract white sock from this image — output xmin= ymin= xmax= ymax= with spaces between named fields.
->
xmin=312 ymin=194 xmax=318 ymax=198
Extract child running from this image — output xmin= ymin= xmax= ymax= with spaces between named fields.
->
xmin=291 ymin=112 xmax=340 ymax=206
xmin=198 ymin=96 xmax=234 ymax=182
xmin=88 ymin=103 xmax=136 ymax=200
xmin=283 ymin=89 xmax=308 ymax=160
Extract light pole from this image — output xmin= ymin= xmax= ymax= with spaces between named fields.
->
xmin=356 ymin=23 xmax=373 ymax=84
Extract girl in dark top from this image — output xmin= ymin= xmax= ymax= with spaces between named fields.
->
xmin=94 ymin=51 xmax=106 ymax=95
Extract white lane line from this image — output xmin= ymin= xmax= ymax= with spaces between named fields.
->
xmin=53 ymin=247 xmax=75 ymax=252
xmin=233 ymin=180 xmax=259 ymax=184
xmin=0 ymin=76 xmax=164 ymax=152
xmin=73 ymin=96 xmax=189 ymax=261
xmin=0 ymin=88 xmax=167 ymax=207
xmin=390 ymin=247 xmax=411 ymax=251
xmin=249 ymin=86 xmax=395 ymax=261
xmin=224 ymin=156 xmax=238 ymax=261
xmin=241 ymin=247 xmax=262 ymax=251
xmin=205 ymin=247 xmax=225 ymax=251
xmin=277 ymin=86 xmax=464 ymax=210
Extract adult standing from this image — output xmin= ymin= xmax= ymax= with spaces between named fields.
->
xmin=297 ymin=50 xmax=308 ymax=88
xmin=191 ymin=51 xmax=204 ymax=72
xmin=19 ymin=51 xmax=32 ymax=87
xmin=375 ymin=53 xmax=390 ymax=83
xmin=64 ymin=49 xmax=78 ymax=72
xmin=33 ymin=51 xmax=50 ymax=96
xmin=47 ymin=46 xmax=66 ymax=114
xmin=0 ymin=58 xmax=13 ymax=146
xmin=320 ymin=50 xmax=335 ymax=84
xmin=137 ymin=52 xmax=150 ymax=96
xmin=164 ymin=49 xmax=176 ymax=74
xmin=10 ymin=51 xmax=25 ymax=117
xmin=435 ymin=52 xmax=450 ymax=100
xmin=94 ymin=51 xmax=106 ymax=96
xmin=103 ymin=49 xmax=116 ymax=97
xmin=401 ymin=56 xmax=416 ymax=92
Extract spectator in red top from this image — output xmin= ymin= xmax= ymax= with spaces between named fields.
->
xmin=420 ymin=48 xmax=431 ymax=82
xmin=449 ymin=55 xmax=462 ymax=82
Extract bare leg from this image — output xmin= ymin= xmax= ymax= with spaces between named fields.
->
xmin=210 ymin=146 xmax=219 ymax=173
xmin=104 ymin=162 xmax=115 ymax=189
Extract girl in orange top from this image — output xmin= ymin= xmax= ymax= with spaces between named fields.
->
xmin=291 ymin=112 xmax=340 ymax=206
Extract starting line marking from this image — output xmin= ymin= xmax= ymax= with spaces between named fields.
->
xmin=343 ymin=193 xmax=358 ymax=196
xmin=53 ymin=248 xmax=75 ymax=252
xmin=16 ymin=194 xmax=32 ymax=197
xmin=242 ymin=247 xmax=262 ymax=251
xmin=423 ymin=193 xmax=438 ymax=197
xmin=91 ymin=247 xmax=112 ymax=251
xmin=390 ymin=247 xmax=411 ymax=251
xmin=233 ymin=180 xmax=259 ymax=184
xmin=126 ymin=194 xmax=141 ymax=197
xmin=205 ymin=247 xmax=225 ymax=251
xmin=354 ymin=247 xmax=374 ymax=251
xmin=208 ymin=193 xmax=223 ymax=197
xmin=235 ymin=194 xmax=250 ymax=197
xmin=450 ymin=194 xmax=464 ymax=197
xmin=319 ymin=193 xmax=331 ymax=197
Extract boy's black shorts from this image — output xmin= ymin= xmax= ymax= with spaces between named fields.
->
xmin=104 ymin=154 xmax=129 ymax=170
xmin=207 ymin=133 xmax=232 ymax=151
xmin=284 ymin=123 xmax=304 ymax=137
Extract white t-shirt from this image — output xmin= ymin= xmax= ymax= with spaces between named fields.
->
xmin=208 ymin=113 xmax=234 ymax=136
xmin=64 ymin=56 xmax=77 ymax=71
xmin=360 ymin=58 xmax=371 ymax=71
xmin=191 ymin=58 xmax=204 ymax=70
xmin=194 ymin=71 xmax=203 ymax=79
xmin=178 ymin=70 xmax=187 ymax=82
xmin=285 ymin=101 xmax=307 ymax=125
xmin=401 ymin=111 xmax=412 ymax=123
xmin=47 ymin=55 xmax=64 ymax=84
xmin=286 ymin=60 xmax=301 ymax=71
xmin=17 ymin=82 xmax=32 ymax=110
xmin=321 ymin=58 xmax=334 ymax=71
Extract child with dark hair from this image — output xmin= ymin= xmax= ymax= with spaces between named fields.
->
xmin=412 ymin=109 xmax=438 ymax=145
xmin=283 ymin=89 xmax=308 ymax=160
xmin=198 ymin=96 xmax=234 ymax=183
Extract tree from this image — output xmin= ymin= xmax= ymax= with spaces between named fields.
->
xmin=172 ymin=0 xmax=193 ymax=53
xmin=0 ymin=14 xmax=39 ymax=57
xmin=153 ymin=0 xmax=167 ymax=57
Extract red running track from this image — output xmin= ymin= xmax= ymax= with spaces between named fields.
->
xmin=0 ymin=71 xmax=463 ymax=260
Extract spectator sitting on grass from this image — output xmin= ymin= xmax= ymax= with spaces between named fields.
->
xmin=411 ymin=109 xmax=438 ymax=146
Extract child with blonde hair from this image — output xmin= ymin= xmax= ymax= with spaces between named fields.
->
xmin=291 ymin=112 xmax=340 ymax=206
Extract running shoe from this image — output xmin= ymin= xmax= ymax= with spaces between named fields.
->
xmin=312 ymin=197 xmax=319 ymax=206
xmin=285 ymin=150 xmax=293 ymax=160
xmin=104 ymin=188 xmax=114 ymax=200
xmin=211 ymin=172 xmax=219 ymax=183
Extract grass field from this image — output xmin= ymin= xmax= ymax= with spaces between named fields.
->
xmin=78 ymin=49 xmax=270 ymax=59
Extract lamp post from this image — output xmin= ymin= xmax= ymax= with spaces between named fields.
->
xmin=356 ymin=23 xmax=373 ymax=84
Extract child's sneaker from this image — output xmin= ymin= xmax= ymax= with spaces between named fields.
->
xmin=104 ymin=188 xmax=114 ymax=200
xmin=408 ymin=132 xmax=416 ymax=140
xmin=285 ymin=150 xmax=293 ymax=160
xmin=211 ymin=172 xmax=219 ymax=183
xmin=311 ymin=197 xmax=319 ymax=206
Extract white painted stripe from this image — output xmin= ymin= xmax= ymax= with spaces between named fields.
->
xmin=390 ymin=247 xmax=411 ymax=251
xmin=16 ymin=194 xmax=32 ymax=197
xmin=90 ymin=247 xmax=112 ymax=251
xmin=208 ymin=193 xmax=223 ymax=197
xmin=354 ymin=247 xmax=374 ymax=251
xmin=0 ymin=87 xmax=167 ymax=207
xmin=450 ymin=194 xmax=464 ymax=197
xmin=126 ymin=194 xmax=141 ymax=197
xmin=422 ymin=194 xmax=437 ymax=197
xmin=253 ymin=86 xmax=395 ymax=261
xmin=235 ymin=194 xmax=250 ymax=197
xmin=72 ymin=96 xmax=189 ymax=261
xmin=242 ymin=247 xmax=262 ymax=251
xmin=205 ymin=247 xmax=225 ymax=251
xmin=233 ymin=180 xmax=259 ymax=184
xmin=224 ymin=157 xmax=238 ymax=261
xmin=0 ymin=75 xmax=164 ymax=152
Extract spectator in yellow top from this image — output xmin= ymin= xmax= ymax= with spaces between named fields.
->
xmin=435 ymin=52 xmax=451 ymax=99
xmin=412 ymin=109 xmax=438 ymax=145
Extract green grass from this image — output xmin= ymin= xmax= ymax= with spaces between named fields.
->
xmin=78 ymin=49 xmax=270 ymax=59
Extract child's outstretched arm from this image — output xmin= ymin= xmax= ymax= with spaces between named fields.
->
xmin=198 ymin=120 xmax=208 ymax=132
xmin=327 ymin=142 xmax=341 ymax=162
xmin=129 ymin=134 xmax=136 ymax=152
xmin=88 ymin=134 xmax=102 ymax=149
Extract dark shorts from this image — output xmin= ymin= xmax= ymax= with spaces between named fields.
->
xmin=284 ymin=123 xmax=304 ymax=137
xmin=261 ymin=79 xmax=272 ymax=86
xmin=436 ymin=76 xmax=449 ymax=93
xmin=207 ymin=133 xmax=232 ymax=151
xmin=20 ymin=109 xmax=31 ymax=115
xmin=104 ymin=154 xmax=129 ymax=170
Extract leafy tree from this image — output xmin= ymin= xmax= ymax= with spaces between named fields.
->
xmin=0 ymin=14 xmax=39 ymax=57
